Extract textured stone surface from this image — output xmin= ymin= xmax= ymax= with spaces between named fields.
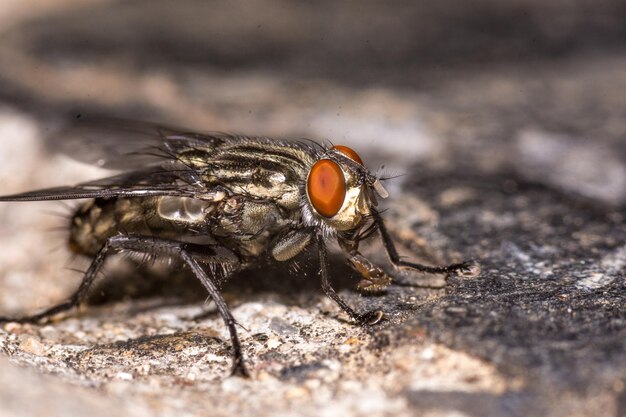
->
xmin=0 ymin=2 xmax=625 ymax=417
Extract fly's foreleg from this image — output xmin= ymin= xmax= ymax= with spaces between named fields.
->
xmin=372 ymin=210 xmax=480 ymax=278
xmin=0 ymin=235 xmax=249 ymax=378
xmin=316 ymin=235 xmax=383 ymax=326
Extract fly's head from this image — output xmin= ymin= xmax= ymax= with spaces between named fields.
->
xmin=303 ymin=145 xmax=388 ymax=236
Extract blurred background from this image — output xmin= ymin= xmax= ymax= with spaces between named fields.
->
xmin=1 ymin=0 xmax=626 ymax=180
xmin=0 ymin=1 xmax=625 ymax=417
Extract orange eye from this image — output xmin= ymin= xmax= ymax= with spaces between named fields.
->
xmin=331 ymin=145 xmax=363 ymax=165
xmin=307 ymin=159 xmax=346 ymax=217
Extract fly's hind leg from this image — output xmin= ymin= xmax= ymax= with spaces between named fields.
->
xmin=0 ymin=239 xmax=113 ymax=324
xmin=0 ymin=234 xmax=249 ymax=378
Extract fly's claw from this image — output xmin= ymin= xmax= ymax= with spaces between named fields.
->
xmin=456 ymin=260 xmax=481 ymax=278
xmin=356 ymin=310 xmax=384 ymax=326
xmin=229 ymin=359 xmax=251 ymax=379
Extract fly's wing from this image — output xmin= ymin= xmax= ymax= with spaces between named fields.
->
xmin=3 ymin=117 xmax=317 ymax=202
xmin=1 ymin=119 xmax=235 ymax=202
xmin=50 ymin=117 xmax=229 ymax=169
xmin=0 ymin=186 xmax=194 ymax=201
xmin=0 ymin=166 xmax=204 ymax=202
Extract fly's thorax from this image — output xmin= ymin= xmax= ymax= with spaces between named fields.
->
xmin=175 ymin=139 xmax=314 ymax=214
xmin=304 ymin=145 xmax=380 ymax=233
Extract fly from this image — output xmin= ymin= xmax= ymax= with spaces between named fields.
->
xmin=0 ymin=119 xmax=480 ymax=377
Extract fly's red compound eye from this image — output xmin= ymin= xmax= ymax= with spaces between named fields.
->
xmin=307 ymin=159 xmax=346 ymax=217
xmin=331 ymin=145 xmax=363 ymax=165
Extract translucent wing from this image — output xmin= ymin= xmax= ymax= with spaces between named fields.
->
xmin=0 ymin=166 xmax=204 ymax=202
xmin=4 ymin=117 xmax=317 ymax=202
xmin=0 ymin=186 xmax=196 ymax=201
xmin=50 ymin=117 xmax=228 ymax=169
xmin=1 ymin=118 xmax=236 ymax=201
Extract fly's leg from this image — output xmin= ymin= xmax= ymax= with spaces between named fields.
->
xmin=174 ymin=243 xmax=248 ymax=378
xmin=372 ymin=210 xmax=481 ymax=278
xmin=347 ymin=253 xmax=392 ymax=293
xmin=316 ymin=235 xmax=383 ymax=325
xmin=0 ymin=239 xmax=113 ymax=324
xmin=347 ymin=252 xmax=464 ymax=291
xmin=0 ymin=235 xmax=249 ymax=378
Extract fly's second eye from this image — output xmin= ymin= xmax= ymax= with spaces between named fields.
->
xmin=331 ymin=145 xmax=363 ymax=165
xmin=307 ymin=159 xmax=346 ymax=217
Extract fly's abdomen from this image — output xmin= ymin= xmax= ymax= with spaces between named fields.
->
xmin=68 ymin=196 xmax=216 ymax=256
xmin=69 ymin=198 xmax=145 ymax=255
xmin=67 ymin=193 xmax=292 ymax=259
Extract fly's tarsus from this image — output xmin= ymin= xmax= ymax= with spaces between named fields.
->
xmin=456 ymin=260 xmax=482 ymax=278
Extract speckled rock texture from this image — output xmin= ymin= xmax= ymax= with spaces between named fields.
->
xmin=0 ymin=2 xmax=625 ymax=417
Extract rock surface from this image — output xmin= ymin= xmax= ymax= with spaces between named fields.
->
xmin=0 ymin=2 xmax=625 ymax=416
